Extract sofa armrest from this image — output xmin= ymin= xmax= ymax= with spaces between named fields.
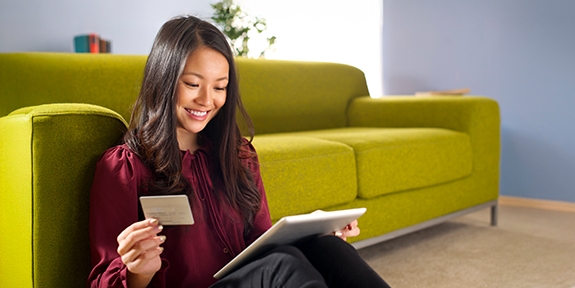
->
xmin=347 ymin=95 xmax=500 ymax=193
xmin=0 ymin=103 xmax=127 ymax=287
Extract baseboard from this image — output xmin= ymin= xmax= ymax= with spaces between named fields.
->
xmin=499 ymin=196 xmax=575 ymax=213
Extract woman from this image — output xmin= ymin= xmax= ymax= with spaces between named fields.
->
xmin=88 ymin=15 xmax=389 ymax=288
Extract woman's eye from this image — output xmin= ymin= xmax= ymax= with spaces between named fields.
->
xmin=215 ymin=87 xmax=227 ymax=91
xmin=185 ymin=82 xmax=199 ymax=88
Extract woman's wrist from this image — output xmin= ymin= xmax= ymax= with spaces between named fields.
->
xmin=127 ymin=270 xmax=155 ymax=288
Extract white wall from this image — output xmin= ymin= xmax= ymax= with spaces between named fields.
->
xmin=237 ymin=0 xmax=384 ymax=96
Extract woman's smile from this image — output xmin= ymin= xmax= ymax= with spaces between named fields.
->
xmin=185 ymin=108 xmax=209 ymax=120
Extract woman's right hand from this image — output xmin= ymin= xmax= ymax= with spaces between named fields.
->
xmin=117 ymin=218 xmax=166 ymax=287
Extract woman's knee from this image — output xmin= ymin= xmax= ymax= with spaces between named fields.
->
xmin=263 ymin=245 xmax=311 ymax=271
xmin=260 ymin=245 xmax=327 ymax=287
xmin=299 ymin=235 xmax=356 ymax=257
xmin=213 ymin=246 xmax=327 ymax=288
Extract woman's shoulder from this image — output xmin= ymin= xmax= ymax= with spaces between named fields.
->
xmin=96 ymin=144 xmax=150 ymax=176
xmin=100 ymin=144 xmax=138 ymax=161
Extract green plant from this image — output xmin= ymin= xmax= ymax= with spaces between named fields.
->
xmin=211 ymin=0 xmax=276 ymax=58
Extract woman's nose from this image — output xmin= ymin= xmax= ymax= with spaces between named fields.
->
xmin=195 ymin=87 xmax=212 ymax=106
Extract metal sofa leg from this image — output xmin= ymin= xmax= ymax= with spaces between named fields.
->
xmin=490 ymin=203 xmax=498 ymax=226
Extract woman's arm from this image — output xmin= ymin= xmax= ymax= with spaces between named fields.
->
xmin=88 ymin=146 xmax=167 ymax=288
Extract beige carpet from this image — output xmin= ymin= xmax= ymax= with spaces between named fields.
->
xmin=357 ymin=205 xmax=575 ymax=288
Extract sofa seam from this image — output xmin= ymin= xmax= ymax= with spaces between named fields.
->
xmin=30 ymin=116 xmax=35 ymax=287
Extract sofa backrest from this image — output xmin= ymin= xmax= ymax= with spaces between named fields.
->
xmin=0 ymin=53 xmax=145 ymax=121
xmin=235 ymin=58 xmax=370 ymax=134
xmin=0 ymin=53 xmax=370 ymax=134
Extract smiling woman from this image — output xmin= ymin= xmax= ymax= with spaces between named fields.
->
xmin=87 ymin=14 xmax=390 ymax=288
xmin=175 ymin=46 xmax=229 ymax=152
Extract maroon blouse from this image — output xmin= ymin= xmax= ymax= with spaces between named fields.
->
xmin=87 ymin=141 xmax=272 ymax=288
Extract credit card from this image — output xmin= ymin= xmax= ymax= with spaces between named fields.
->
xmin=139 ymin=195 xmax=194 ymax=225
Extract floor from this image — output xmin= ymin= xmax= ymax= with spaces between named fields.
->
xmin=357 ymin=204 xmax=575 ymax=287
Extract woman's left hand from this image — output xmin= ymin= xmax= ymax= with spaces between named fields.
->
xmin=334 ymin=219 xmax=360 ymax=241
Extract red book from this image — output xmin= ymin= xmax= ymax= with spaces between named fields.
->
xmin=89 ymin=33 xmax=100 ymax=53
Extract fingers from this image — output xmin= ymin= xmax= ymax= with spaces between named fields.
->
xmin=334 ymin=219 xmax=361 ymax=241
xmin=118 ymin=219 xmax=162 ymax=244
xmin=344 ymin=220 xmax=360 ymax=237
xmin=343 ymin=226 xmax=360 ymax=238
xmin=120 ymin=235 xmax=166 ymax=266
xmin=117 ymin=219 xmax=163 ymax=255
xmin=124 ymin=244 xmax=165 ymax=283
xmin=116 ymin=218 xmax=166 ymax=275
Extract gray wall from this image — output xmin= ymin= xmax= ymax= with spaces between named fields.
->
xmin=384 ymin=0 xmax=575 ymax=202
xmin=0 ymin=0 xmax=214 ymax=54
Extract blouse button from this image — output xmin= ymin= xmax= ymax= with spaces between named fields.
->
xmin=223 ymin=248 xmax=229 ymax=254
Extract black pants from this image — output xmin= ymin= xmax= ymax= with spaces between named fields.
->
xmin=212 ymin=235 xmax=390 ymax=288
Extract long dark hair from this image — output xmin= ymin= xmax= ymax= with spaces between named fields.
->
xmin=124 ymin=15 xmax=260 ymax=226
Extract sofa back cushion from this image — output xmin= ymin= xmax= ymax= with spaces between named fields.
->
xmin=0 ymin=53 xmax=145 ymax=121
xmin=0 ymin=53 xmax=370 ymax=134
xmin=236 ymin=58 xmax=369 ymax=134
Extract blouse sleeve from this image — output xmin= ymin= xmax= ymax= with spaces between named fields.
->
xmin=241 ymin=140 xmax=273 ymax=245
xmin=87 ymin=146 xmax=168 ymax=288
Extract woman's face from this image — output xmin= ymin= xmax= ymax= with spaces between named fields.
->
xmin=175 ymin=46 xmax=229 ymax=149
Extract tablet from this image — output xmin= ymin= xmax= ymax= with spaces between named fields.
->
xmin=213 ymin=207 xmax=366 ymax=279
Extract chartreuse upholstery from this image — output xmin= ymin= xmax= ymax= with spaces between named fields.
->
xmin=0 ymin=104 xmax=126 ymax=287
xmin=0 ymin=52 xmax=500 ymax=287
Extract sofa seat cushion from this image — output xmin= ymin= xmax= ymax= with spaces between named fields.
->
xmin=285 ymin=127 xmax=473 ymax=199
xmin=251 ymin=135 xmax=357 ymax=220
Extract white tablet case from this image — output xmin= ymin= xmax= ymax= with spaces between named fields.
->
xmin=213 ymin=207 xmax=367 ymax=279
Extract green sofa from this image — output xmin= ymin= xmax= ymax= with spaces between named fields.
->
xmin=0 ymin=52 xmax=500 ymax=287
